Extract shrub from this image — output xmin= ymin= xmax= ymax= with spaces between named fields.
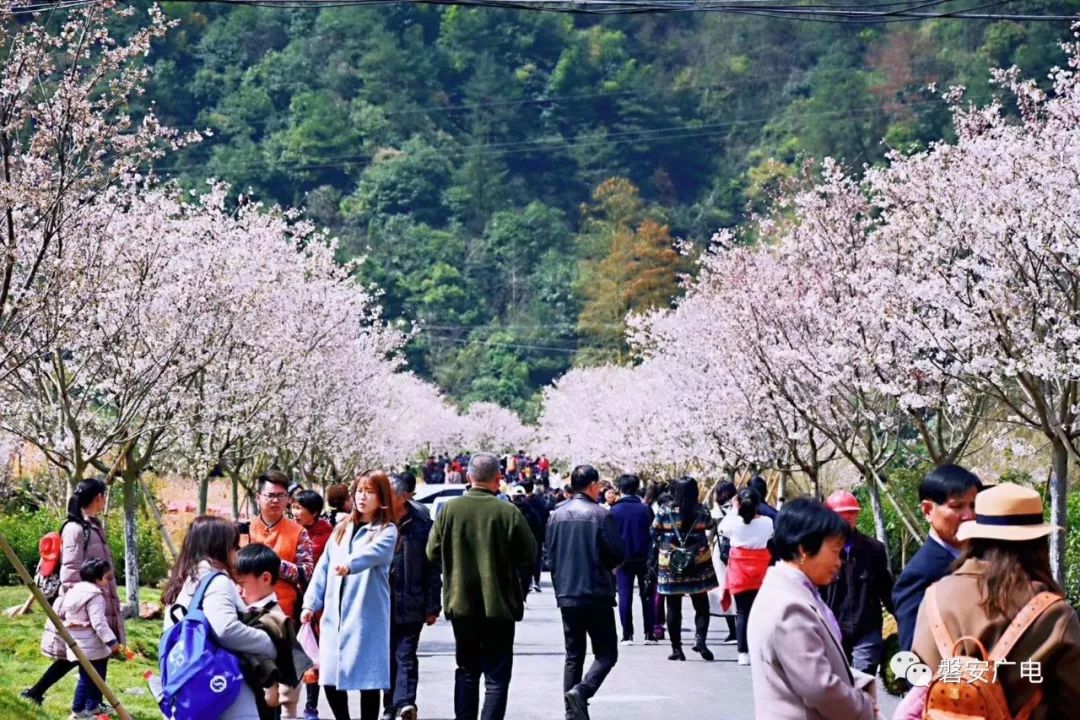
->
xmin=0 ymin=506 xmax=63 ymax=584
xmin=0 ymin=504 xmax=168 ymax=587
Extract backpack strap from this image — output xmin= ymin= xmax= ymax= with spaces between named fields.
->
xmin=189 ymin=571 xmax=225 ymax=612
xmin=666 ymin=509 xmax=686 ymax=547
xmin=989 ymin=592 xmax=1060 ymax=720
xmin=987 ymin=591 xmax=1062 ymax=662
xmin=59 ymin=518 xmax=93 ymax=552
xmin=923 ymin=584 xmax=956 ymax=660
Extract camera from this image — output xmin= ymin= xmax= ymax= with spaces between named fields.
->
xmin=236 ymin=521 xmax=251 ymax=535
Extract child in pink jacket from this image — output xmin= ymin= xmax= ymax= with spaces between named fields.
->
xmin=57 ymin=558 xmax=121 ymax=719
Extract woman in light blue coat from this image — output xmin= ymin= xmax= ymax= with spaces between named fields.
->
xmin=302 ymin=471 xmax=399 ymax=720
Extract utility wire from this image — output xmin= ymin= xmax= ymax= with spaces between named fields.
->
xmin=5 ymin=0 xmax=1077 ymax=21
xmin=157 ymin=99 xmax=939 ymax=175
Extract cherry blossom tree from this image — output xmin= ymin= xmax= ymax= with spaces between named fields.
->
xmin=458 ymin=402 xmax=533 ymax=456
xmin=364 ymin=372 xmax=468 ymax=466
xmin=0 ymin=1 xmax=197 ymax=376
xmin=863 ymin=35 xmax=1080 ymax=579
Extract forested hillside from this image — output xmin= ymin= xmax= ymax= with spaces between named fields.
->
xmin=142 ymin=2 xmax=1077 ymax=416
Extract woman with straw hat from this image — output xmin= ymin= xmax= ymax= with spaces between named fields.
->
xmin=895 ymin=483 xmax=1080 ymax=719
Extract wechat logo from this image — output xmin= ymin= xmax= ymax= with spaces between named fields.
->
xmin=889 ymin=651 xmax=933 ymax=688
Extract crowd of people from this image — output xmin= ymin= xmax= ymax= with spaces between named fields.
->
xmin=17 ymin=458 xmax=1080 ymax=720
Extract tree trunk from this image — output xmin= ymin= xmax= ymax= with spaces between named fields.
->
xmin=199 ymin=473 xmax=210 ymax=515
xmin=121 ymin=467 xmax=139 ymax=618
xmin=231 ymin=472 xmax=240 ymax=520
xmin=140 ymin=475 xmax=177 ymax=561
xmin=1050 ymin=439 xmax=1068 ymax=585
xmin=865 ymin=470 xmax=892 ymax=571
xmin=778 ymin=464 xmax=791 ymax=508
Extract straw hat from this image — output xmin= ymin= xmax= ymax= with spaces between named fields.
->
xmin=956 ymin=483 xmax=1059 ymax=542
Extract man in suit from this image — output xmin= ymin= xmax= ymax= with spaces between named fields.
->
xmin=891 ymin=464 xmax=981 ymax=651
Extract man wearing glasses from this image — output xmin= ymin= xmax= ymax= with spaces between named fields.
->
xmin=246 ymin=469 xmax=315 ymax=618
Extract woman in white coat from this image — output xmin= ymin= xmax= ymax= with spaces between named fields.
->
xmin=708 ymin=481 xmax=739 ymax=644
xmin=302 ymin=471 xmax=399 ymax=720
xmin=162 ymin=516 xmax=276 ymax=720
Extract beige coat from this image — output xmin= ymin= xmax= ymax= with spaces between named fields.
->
xmin=911 ymin=558 xmax=1080 ymax=719
xmin=748 ymin=563 xmax=876 ymax=720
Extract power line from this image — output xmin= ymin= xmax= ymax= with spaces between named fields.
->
xmin=6 ymin=0 xmax=1077 ymax=21
xmin=157 ymin=99 xmax=940 ymax=175
xmin=148 ymin=68 xmax=872 ymax=132
xmin=416 ymin=329 xmax=583 ymax=354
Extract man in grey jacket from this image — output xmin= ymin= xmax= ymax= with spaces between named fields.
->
xmin=545 ymin=465 xmax=626 ymax=720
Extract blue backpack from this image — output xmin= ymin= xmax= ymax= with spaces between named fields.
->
xmin=159 ymin=572 xmax=245 ymax=720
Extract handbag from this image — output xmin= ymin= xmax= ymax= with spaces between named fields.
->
xmin=666 ymin=510 xmax=699 ymax=578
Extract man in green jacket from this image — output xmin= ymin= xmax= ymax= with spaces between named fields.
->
xmin=427 ymin=452 xmax=538 ymax=720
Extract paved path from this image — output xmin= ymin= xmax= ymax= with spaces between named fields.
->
xmin=326 ymin=573 xmax=900 ymax=719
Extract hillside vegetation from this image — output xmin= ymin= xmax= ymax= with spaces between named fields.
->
xmin=142 ymin=2 xmax=1078 ymax=413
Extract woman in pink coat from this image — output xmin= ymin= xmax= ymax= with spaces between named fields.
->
xmin=22 ymin=479 xmax=126 ymax=707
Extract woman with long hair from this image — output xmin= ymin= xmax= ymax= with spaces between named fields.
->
xmin=652 ymin=476 xmax=719 ymax=661
xmin=719 ymin=486 xmax=774 ymax=665
xmin=895 ymin=484 xmax=1080 ymax=719
xmin=301 ymin=471 xmax=399 ymax=720
xmin=23 ymin=479 xmax=126 ymax=711
xmin=162 ymin=515 xmax=275 ymax=720
xmin=325 ymin=483 xmax=353 ymax=525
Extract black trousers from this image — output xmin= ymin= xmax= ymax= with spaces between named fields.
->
xmin=561 ymin=605 xmax=619 ymax=700
xmin=25 ymin=658 xmax=77 ymax=700
xmin=451 ymin=617 xmax=516 ymax=720
xmin=323 ymin=685 xmax=380 ymax=720
xmin=665 ymin=592 xmax=711 ymax=649
xmin=734 ymin=589 xmax=759 ymax=654
xmin=384 ymin=621 xmax=424 ymax=713
xmin=306 ymin=683 xmax=321 ymax=712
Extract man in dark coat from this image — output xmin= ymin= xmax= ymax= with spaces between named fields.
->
xmin=387 ymin=473 xmax=442 ymax=720
xmin=546 ymin=465 xmax=626 ymax=720
xmin=891 ymin=464 xmax=981 ymax=651
xmin=749 ymin=476 xmax=778 ymax=520
xmin=822 ymin=490 xmax=894 ymax=675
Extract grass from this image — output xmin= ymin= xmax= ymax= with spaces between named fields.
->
xmin=0 ymin=586 xmax=164 ymax=719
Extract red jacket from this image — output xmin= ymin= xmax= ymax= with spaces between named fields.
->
xmin=726 ymin=546 xmax=772 ymax=595
xmin=305 ymin=518 xmax=334 ymax=563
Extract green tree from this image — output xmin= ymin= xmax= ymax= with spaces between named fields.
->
xmin=342 ymin=138 xmax=453 ymax=227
